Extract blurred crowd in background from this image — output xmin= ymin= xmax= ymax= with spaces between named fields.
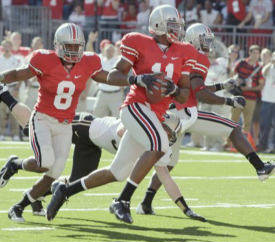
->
xmin=0 ymin=0 xmax=274 ymax=154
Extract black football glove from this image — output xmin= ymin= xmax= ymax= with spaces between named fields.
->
xmin=128 ymin=73 xmax=162 ymax=94
xmin=222 ymin=79 xmax=238 ymax=92
xmin=225 ymin=96 xmax=246 ymax=109
xmin=160 ymin=78 xmax=179 ymax=97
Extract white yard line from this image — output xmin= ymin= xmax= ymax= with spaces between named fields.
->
xmin=1 ymin=227 xmax=54 ymax=231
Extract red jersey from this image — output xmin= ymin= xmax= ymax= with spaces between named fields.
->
xmin=84 ymin=0 xmax=96 ymax=16
xmin=43 ymin=0 xmax=63 ymax=19
xmin=29 ymin=50 xmax=102 ymax=123
xmin=175 ymin=50 xmax=210 ymax=109
xmin=120 ymin=32 xmax=198 ymax=121
xmin=101 ymin=0 xmax=119 ymax=18
xmin=234 ymin=58 xmax=264 ymax=100
xmin=227 ymin=0 xmax=246 ymax=21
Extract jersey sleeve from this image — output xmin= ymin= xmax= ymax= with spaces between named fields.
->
xmin=120 ymin=33 xmax=140 ymax=66
xmin=181 ymin=44 xmax=198 ymax=75
xmin=191 ymin=51 xmax=210 ymax=80
xmin=29 ymin=50 xmax=48 ymax=76
xmin=84 ymin=53 xmax=103 ymax=78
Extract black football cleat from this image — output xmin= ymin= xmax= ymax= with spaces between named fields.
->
xmin=109 ymin=198 xmax=133 ymax=224
xmin=31 ymin=200 xmax=46 ymax=216
xmin=184 ymin=208 xmax=207 ymax=222
xmin=8 ymin=205 xmax=25 ymax=223
xmin=46 ymin=183 xmax=67 ymax=221
xmin=257 ymin=161 xmax=275 ymax=181
xmin=0 ymin=156 xmax=19 ymax=188
xmin=136 ymin=203 xmax=155 ymax=215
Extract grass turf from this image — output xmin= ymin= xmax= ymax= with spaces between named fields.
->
xmin=0 ymin=141 xmax=275 ymax=242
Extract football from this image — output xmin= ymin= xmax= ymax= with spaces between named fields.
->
xmin=146 ymin=74 xmax=165 ymax=104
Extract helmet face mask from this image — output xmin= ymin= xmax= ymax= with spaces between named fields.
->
xmin=199 ymin=33 xmax=214 ymax=52
xmin=54 ymin=23 xmax=85 ymax=63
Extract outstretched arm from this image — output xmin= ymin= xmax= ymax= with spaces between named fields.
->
xmin=0 ymin=66 xmax=35 ymax=84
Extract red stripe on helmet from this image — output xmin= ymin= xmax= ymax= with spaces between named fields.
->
xmin=71 ymin=24 xmax=76 ymax=41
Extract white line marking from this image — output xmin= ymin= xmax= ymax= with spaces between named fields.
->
xmin=0 ymin=147 xmax=31 ymax=149
xmin=0 ymin=141 xmax=28 ymax=145
xmin=1 ymin=203 xmax=275 ymax=214
xmin=84 ymin=193 xmax=119 ymax=196
xmin=9 ymin=188 xmax=28 ymax=192
xmin=161 ymin=198 xmax=198 ymax=201
xmin=2 ymin=227 xmax=54 ymax=231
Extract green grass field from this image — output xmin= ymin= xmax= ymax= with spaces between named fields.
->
xmin=0 ymin=141 xmax=275 ymax=242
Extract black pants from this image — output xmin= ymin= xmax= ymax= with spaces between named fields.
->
xmin=70 ymin=114 xmax=102 ymax=182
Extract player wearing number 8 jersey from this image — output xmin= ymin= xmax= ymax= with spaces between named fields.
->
xmin=0 ymin=23 xmax=108 ymax=222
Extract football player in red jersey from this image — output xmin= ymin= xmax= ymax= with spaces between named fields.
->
xmin=0 ymin=23 xmax=109 ymax=222
xmin=46 ymin=5 xmax=200 ymax=224
xmin=137 ymin=23 xmax=275 ymax=215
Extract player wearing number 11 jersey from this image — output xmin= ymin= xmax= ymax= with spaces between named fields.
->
xmin=0 ymin=23 xmax=108 ymax=222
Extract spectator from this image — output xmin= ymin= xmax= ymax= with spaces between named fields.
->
xmin=68 ymin=4 xmax=86 ymax=29
xmin=179 ymin=0 xmax=199 ymax=25
xmin=84 ymin=0 xmax=99 ymax=32
xmin=63 ymin=0 xmax=75 ymax=20
xmin=137 ymin=0 xmax=150 ymax=30
xmin=43 ymin=0 xmax=63 ymax=19
xmin=200 ymin=0 xmax=222 ymax=26
xmin=98 ymin=38 xmax=111 ymax=59
xmin=227 ymin=44 xmax=240 ymax=77
xmin=258 ymin=52 xmax=275 ymax=153
xmin=251 ymin=48 xmax=272 ymax=146
xmin=93 ymin=44 xmax=123 ymax=118
xmin=98 ymin=0 xmax=119 ymax=41
xmin=86 ymin=31 xmax=98 ymax=52
xmin=9 ymin=32 xmax=31 ymax=62
xmin=114 ymin=39 xmax=121 ymax=56
xmin=0 ymin=40 xmax=22 ymax=141
xmin=149 ymin=0 xmax=176 ymax=9
xmin=260 ymin=48 xmax=272 ymax=66
xmin=238 ymin=0 xmax=273 ymax=47
xmin=121 ymin=3 xmax=137 ymax=30
xmin=231 ymin=45 xmax=265 ymax=138
xmin=226 ymin=0 xmax=248 ymax=28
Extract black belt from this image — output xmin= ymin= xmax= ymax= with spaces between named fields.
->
xmin=100 ymin=89 xmax=121 ymax=93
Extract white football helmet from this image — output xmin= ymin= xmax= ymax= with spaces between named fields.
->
xmin=149 ymin=5 xmax=184 ymax=43
xmin=54 ymin=23 xmax=85 ymax=63
xmin=185 ymin=23 xmax=214 ymax=52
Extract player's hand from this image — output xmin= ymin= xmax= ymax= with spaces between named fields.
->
xmin=225 ymin=96 xmax=246 ymax=109
xmin=129 ymin=73 xmax=163 ymax=94
xmin=160 ymin=78 xmax=179 ymax=97
xmin=222 ymin=79 xmax=238 ymax=92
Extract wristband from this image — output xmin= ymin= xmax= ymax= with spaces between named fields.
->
xmin=214 ymin=83 xmax=223 ymax=91
xmin=127 ymin=75 xmax=136 ymax=85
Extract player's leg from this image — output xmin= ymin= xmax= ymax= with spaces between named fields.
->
xmin=46 ymin=129 xmax=143 ymax=221
xmin=110 ymin=103 xmax=169 ymax=223
xmin=69 ymin=123 xmax=102 ymax=182
xmin=191 ymin=111 xmax=275 ymax=181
